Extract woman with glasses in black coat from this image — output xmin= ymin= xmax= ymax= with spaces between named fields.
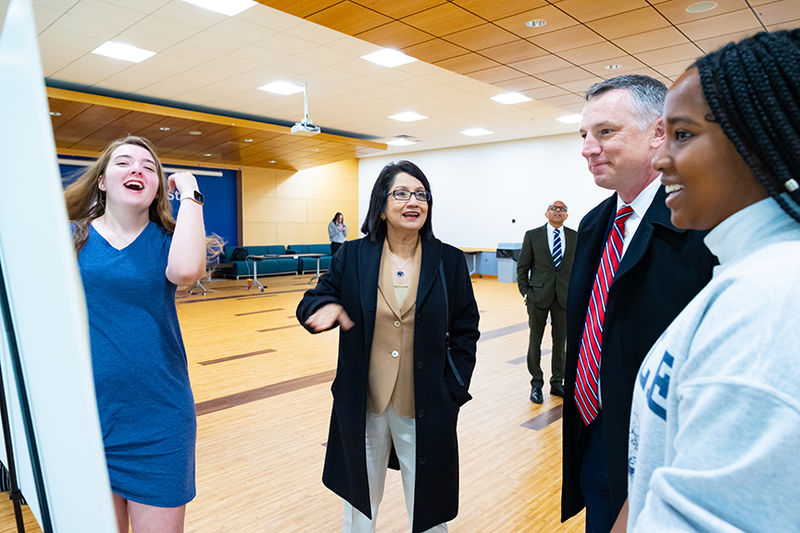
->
xmin=297 ymin=160 xmax=480 ymax=532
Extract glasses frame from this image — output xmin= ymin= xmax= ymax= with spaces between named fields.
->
xmin=548 ymin=205 xmax=568 ymax=212
xmin=387 ymin=190 xmax=431 ymax=202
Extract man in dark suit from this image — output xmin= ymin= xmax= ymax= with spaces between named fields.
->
xmin=517 ymin=201 xmax=577 ymax=404
xmin=560 ymin=75 xmax=716 ymax=532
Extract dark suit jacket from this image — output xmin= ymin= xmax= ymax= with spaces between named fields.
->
xmin=517 ymin=224 xmax=577 ymax=308
xmin=296 ymin=236 xmax=480 ymax=533
xmin=561 ymin=186 xmax=716 ymax=522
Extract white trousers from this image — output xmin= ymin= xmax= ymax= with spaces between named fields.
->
xmin=342 ymin=406 xmax=447 ymax=533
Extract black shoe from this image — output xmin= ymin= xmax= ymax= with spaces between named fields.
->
xmin=550 ymin=383 xmax=564 ymax=397
xmin=530 ymin=386 xmax=543 ymax=404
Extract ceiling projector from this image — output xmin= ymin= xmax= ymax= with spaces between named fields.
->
xmin=291 ymin=119 xmax=321 ymax=136
xmin=291 ymin=82 xmax=321 ymax=136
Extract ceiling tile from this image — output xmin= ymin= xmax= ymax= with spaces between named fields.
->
xmin=522 ymin=84 xmax=570 ymax=99
xmin=351 ymin=0 xmax=446 ymax=19
xmin=694 ymin=29 xmax=765 ymax=53
xmin=558 ymin=76 xmax=603 ymax=93
xmin=527 ymin=25 xmax=604 ymax=52
xmin=492 ymin=76 xmax=548 ymax=92
xmin=614 ymin=26 xmax=690 ymax=53
xmin=444 ymin=23 xmax=518 ymax=49
xmin=402 ymin=39 xmax=470 ymax=63
xmin=635 ymin=42 xmax=704 ymax=67
xmin=556 ymin=0 xmax=649 ymax=22
xmin=468 ymin=64 xmax=525 ymax=84
xmin=654 ymin=0 xmax=750 ymax=25
xmin=450 ymin=0 xmax=549 ymax=21
xmin=753 ymin=0 xmax=800 ymax=26
xmin=581 ymin=55 xmax=649 ymax=77
xmin=766 ymin=19 xmax=800 ymax=31
xmin=650 ymin=58 xmax=696 ymax=77
xmin=401 ymin=3 xmax=484 ymax=34
xmin=494 ymin=5 xmax=580 ymax=37
xmin=587 ymin=7 xmax=670 ymax=40
xmin=355 ymin=21 xmax=432 ymax=48
xmin=307 ymin=1 xmax=393 ymax=35
xmin=535 ymin=66 xmax=594 ymax=84
xmin=508 ymin=54 xmax=574 ymax=76
xmin=677 ymin=9 xmax=761 ymax=41
xmin=255 ymin=0 xmax=340 ymax=19
xmin=478 ymin=40 xmax=548 ymax=63
xmin=558 ymin=41 xmax=627 ymax=63
xmin=434 ymin=53 xmax=498 ymax=74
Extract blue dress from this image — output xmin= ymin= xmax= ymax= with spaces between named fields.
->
xmin=78 ymin=221 xmax=196 ymax=507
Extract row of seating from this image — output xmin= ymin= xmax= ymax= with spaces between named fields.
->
xmin=219 ymin=244 xmax=333 ymax=279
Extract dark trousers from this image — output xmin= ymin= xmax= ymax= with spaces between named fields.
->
xmin=331 ymin=242 xmax=342 ymax=256
xmin=579 ymin=414 xmax=616 ymax=533
xmin=525 ymin=297 xmax=566 ymax=387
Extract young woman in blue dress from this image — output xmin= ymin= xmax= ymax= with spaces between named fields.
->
xmin=64 ymin=135 xmax=207 ymax=533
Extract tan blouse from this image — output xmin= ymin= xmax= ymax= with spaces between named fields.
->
xmin=366 ymin=238 xmax=422 ymax=417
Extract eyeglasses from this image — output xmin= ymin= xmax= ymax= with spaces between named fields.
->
xmin=548 ymin=205 xmax=568 ymax=212
xmin=388 ymin=190 xmax=431 ymax=202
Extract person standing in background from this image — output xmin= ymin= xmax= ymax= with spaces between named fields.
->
xmin=517 ymin=201 xmax=576 ymax=404
xmin=329 ymin=211 xmax=347 ymax=255
xmin=561 ymin=75 xmax=716 ymax=532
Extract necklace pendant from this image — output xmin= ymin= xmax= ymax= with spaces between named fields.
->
xmin=396 ymin=270 xmax=404 ymax=277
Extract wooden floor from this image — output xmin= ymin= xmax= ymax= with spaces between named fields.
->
xmin=0 ymin=273 xmax=585 ymax=532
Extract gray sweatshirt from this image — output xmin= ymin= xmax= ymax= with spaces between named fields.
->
xmin=628 ymin=198 xmax=800 ymax=532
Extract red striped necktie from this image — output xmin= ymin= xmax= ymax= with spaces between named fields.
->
xmin=575 ymin=205 xmax=634 ymax=426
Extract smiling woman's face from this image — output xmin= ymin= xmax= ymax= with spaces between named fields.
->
xmin=99 ymin=144 xmax=161 ymax=210
xmin=653 ymin=68 xmax=766 ymax=230
xmin=383 ymin=172 xmax=429 ymax=236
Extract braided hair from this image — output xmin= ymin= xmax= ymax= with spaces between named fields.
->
xmin=694 ymin=29 xmax=800 ymax=223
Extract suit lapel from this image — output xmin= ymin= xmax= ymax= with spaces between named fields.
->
xmin=415 ymin=237 xmax=443 ymax=312
xmin=358 ymin=238 xmax=383 ymax=346
xmin=377 ymin=243 xmax=402 ymax=319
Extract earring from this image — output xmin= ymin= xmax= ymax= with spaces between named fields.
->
xmin=380 ymin=213 xmax=386 ymax=221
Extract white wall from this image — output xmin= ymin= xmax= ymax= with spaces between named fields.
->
xmin=358 ymin=133 xmax=612 ymax=248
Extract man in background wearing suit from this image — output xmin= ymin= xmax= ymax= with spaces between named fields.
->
xmin=560 ymin=75 xmax=716 ymax=532
xmin=517 ymin=201 xmax=576 ymax=404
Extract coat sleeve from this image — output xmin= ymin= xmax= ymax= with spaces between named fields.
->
xmin=517 ymin=231 xmax=532 ymax=296
xmin=327 ymin=221 xmax=337 ymax=241
xmin=444 ymin=250 xmax=480 ymax=405
xmin=296 ymin=240 xmax=349 ymax=333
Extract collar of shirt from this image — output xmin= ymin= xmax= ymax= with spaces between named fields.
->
xmin=616 ymin=176 xmax=661 ymax=257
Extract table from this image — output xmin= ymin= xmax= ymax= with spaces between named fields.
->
xmin=246 ymin=253 xmax=325 ymax=291
xmin=459 ymin=247 xmax=495 ymax=277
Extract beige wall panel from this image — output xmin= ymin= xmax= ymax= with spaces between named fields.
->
xmin=243 ymin=222 xmax=277 ymax=246
xmin=247 ymin=197 xmax=307 ymax=223
xmin=276 ymin=159 xmax=358 ymax=200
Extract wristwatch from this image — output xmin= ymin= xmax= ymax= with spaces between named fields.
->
xmin=181 ymin=190 xmax=204 ymax=206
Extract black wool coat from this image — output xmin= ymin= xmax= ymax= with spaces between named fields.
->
xmin=296 ymin=236 xmax=480 ymax=532
xmin=561 ymin=187 xmax=716 ymax=522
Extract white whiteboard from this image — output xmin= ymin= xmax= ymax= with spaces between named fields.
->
xmin=0 ymin=0 xmax=116 ymax=531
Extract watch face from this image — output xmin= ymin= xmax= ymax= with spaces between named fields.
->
xmin=193 ymin=190 xmax=204 ymax=205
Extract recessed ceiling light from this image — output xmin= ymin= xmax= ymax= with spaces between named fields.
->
xmin=312 ymin=148 xmax=319 ymax=151
xmin=181 ymin=0 xmax=256 ymax=16
xmin=460 ymin=128 xmax=493 ymax=137
xmin=203 ymin=153 xmax=213 ymax=157
xmin=188 ymin=131 xmax=202 ymax=135
xmin=685 ymin=1 xmax=718 ymax=13
xmin=525 ymin=19 xmax=547 ymax=28
xmin=388 ymin=111 xmax=428 ymax=122
xmin=243 ymin=138 xmax=254 ymax=143
xmin=604 ymin=64 xmax=622 ymax=70
xmin=258 ymin=81 xmax=305 ymax=95
xmin=49 ymin=111 xmax=62 ymax=116
xmin=491 ymin=92 xmax=532 ymax=105
xmin=361 ymin=48 xmax=417 ymax=68
xmin=387 ymin=137 xmax=417 ymax=146
xmin=91 ymin=41 xmax=155 ymax=63
xmin=556 ymin=113 xmax=582 ymax=124
xmin=268 ymin=160 xmax=276 ymax=164
xmin=159 ymin=127 xmax=170 ymax=131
